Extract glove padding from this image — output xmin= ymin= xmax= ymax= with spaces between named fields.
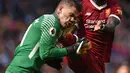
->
xmin=66 ymin=37 xmax=92 ymax=55
xmin=77 ymin=41 xmax=92 ymax=54
xmin=76 ymin=37 xmax=92 ymax=54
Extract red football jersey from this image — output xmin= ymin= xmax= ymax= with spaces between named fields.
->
xmin=79 ymin=0 xmax=122 ymax=62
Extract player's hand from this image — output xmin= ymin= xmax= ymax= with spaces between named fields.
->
xmin=77 ymin=41 xmax=92 ymax=54
xmin=94 ymin=21 xmax=105 ymax=31
xmin=76 ymin=37 xmax=92 ymax=54
xmin=66 ymin=37 xmax=91 ymax=55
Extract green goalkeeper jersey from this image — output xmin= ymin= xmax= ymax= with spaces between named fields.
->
xmin=7 ymin=14 xmax=67 ymax=72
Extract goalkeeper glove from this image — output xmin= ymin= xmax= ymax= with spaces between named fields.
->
xmin=76 ymin=37 xmax=90 ymax=54
xmin=66 ymin=37 xmax=88 ymax=55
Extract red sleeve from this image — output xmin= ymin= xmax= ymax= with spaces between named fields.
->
xmin=58 ymin=33 xmax=77 ymax=47
xmin=58 ymin=26 xmax=86 ymax=47
xmin=109 ymin=1 xmax=122 ymax=22
xmin=77 ymin=6 xmax=86 ymax=38
xmin=75 ymin=17 xmax=86 ymax=42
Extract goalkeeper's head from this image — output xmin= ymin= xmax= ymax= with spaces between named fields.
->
xmin=55 ymin=0 xmax=81 ymax=29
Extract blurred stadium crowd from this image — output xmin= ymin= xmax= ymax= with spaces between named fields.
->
xmin=0 ymin=0 xmax=129 ymax=73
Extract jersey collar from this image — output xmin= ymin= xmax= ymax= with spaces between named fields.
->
xmin=90 ymin=0 xmax=107 ymax=10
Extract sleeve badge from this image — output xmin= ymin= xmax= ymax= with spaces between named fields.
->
xmin=49 ymin=27 xmax=56 ymax=37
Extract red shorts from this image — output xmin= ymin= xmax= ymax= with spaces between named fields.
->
xmin=64 ymin=51 xmax=105 ymax=73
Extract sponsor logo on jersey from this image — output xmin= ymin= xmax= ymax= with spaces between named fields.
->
xmin=85 ymin=19 xmax=106 ymax=29
xmin=86 ymin=19 xmax=106 ymax=24
xmin=49 ymin=27 xmax=56 ymax=36
xmin=85 ymin=12 xmax=92 ymax=16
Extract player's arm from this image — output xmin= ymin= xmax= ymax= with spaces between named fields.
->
xmin=39 ymin=17 xmax=86 ymax=60
xmin=101 ymin=15 xmax=120 ymax=32
xmin=39 ymin=27 xmax=67 ymax=60
xmin=94 ymin=4 xmax=122 ymax=32
xmin=103 ymin=4 xmax=122 ymax=32
xmin=40 ymin=35 xmax=86 ymax=60
xmin=58 ymin=33 xmax=78 ymax=47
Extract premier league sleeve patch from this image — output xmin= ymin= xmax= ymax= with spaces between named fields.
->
xmin=49 ymin=27 xmax=56 ymax=37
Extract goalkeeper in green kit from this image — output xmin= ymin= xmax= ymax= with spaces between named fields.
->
xmin=5 ymin=0 xmax=86 ymax=73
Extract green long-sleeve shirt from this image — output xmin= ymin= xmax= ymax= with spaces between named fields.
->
xmin=7 ymin=14 xmax=67 ymax=72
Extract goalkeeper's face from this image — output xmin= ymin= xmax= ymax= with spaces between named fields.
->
xmin=58 ymin=5 xmax=78 ymax=28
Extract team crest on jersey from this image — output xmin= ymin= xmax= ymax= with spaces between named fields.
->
xmin=49 ymin=27 xmax=56 ymax=36
xmin=105 ymin=8 xmax=111 ymax=17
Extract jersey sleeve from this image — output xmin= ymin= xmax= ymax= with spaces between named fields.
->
xmin=39 ymin=16 xmax=67 ymax=60
xmin=109 ymin=2 xmax=122 ymax=22
xmin=58 ymin=33 xmax=77 ymax=47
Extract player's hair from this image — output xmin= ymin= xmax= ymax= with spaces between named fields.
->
xmin=59 ymin=0 xmax=82 ymax=12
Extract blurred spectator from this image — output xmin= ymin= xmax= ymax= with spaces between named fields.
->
xmin=115 ymin=58 xmax=130 ymax=73
xmin=116 ymin=64 xmax=130 ymax=73
xmin=0 ymin=36 xmax=9 ymax=73
xmin=0 ymin=0 xmax=6 ymax=14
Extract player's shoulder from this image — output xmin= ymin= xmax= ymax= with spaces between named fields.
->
xmin=39 ymin=14 xmax=56 ymax=27
xmin=44 ymin=14 xmax=56 ymax=23
xmin=43 ymin=14 xmax=55 ymax=20
xmin=36 ymin=14 xmax=55 ymax=21
xmin=40 ymin=14 xmax=56 ymax=24
xmin=107 ymin=0 xmax=119 ymax=8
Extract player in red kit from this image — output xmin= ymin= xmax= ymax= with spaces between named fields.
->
xmin=62 ymin=0 xmax=122 ymax=73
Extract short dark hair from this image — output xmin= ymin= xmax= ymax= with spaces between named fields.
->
xmin=59 ymin=0 xmax=82 ymax=12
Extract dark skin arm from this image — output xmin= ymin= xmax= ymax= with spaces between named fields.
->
xmin=94 ymin=16 xmax=120 ymax=32
xmin=104 ymin=16 xmax=120 ymax=32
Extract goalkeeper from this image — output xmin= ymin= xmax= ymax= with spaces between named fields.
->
xmin=5 ymin=0 xmax=86 ymax=73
